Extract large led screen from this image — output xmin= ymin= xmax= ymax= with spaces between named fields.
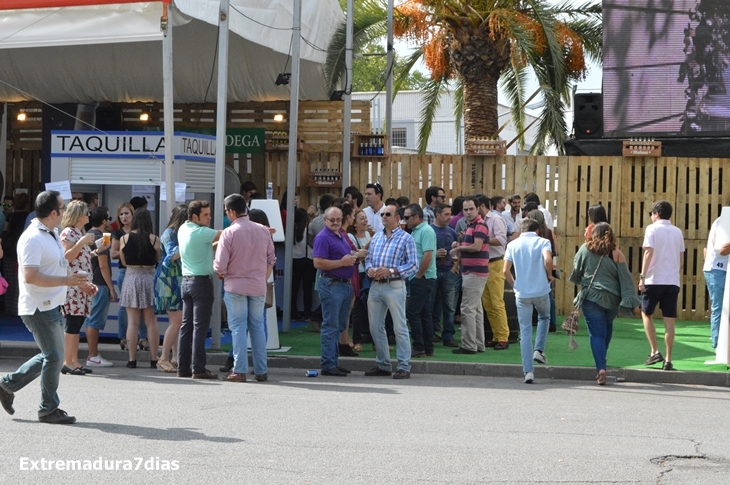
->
xmin=603 ymin=1 xmax=730 ymax=137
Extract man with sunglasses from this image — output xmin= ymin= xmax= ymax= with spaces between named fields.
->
xmin=312 ymin=207 xmax=358 ymax=377
xmin=423 ymin=185 xmax=446 ymax=225
xmin=363 ymin=182 xmax=386 ymax=233
xmin=0 ymin=191 xmax=95 ymax=424
xmin=364 ymin=204 xmax=418 ymax=379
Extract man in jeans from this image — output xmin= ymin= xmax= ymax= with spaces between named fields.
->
xmin=0 ymin=191 xmax=94 ymax=424
xmin=703 ymin=214 xmax=730 ymax=351
xmin=431 ymin=203 xmax=460 ymax=347
xmin=503 ymin=219 xmax=553 ymax=384
xmin=451 ymin=196 xmax=489 ymax=355
xmin=404 ymin=204 xmax=437 ymax=358
xmin=177 ymin=200 xmax=222 ymax=379
xmin=365 ymin=203 xmax=417 ymax=379
xmin=214 ymin=194 xmax=276 ymax=382
xmin=312 ymin=206 xmax=358 ymax=376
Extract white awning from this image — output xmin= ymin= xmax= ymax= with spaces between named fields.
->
xmin=0 ymin=0 xmax=343 ymax=103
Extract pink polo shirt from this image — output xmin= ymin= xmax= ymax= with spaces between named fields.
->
xmin=214 ymin=216 xmax=276 ymax=297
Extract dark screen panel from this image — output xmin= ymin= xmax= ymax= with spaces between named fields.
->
xmin=603 ymin=0 xmax=730 ymax=137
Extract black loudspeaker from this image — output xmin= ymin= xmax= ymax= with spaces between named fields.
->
xmin=573 ymin=93 xmax=603 ymax=139
xmin=95 ymin=106 xmax=124 ymax=131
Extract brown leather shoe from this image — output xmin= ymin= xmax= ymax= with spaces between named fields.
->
xmin=225 ymin=372 xmax=247 ymax=382
xmin=192 ymin=370 xmax=218 ymax=380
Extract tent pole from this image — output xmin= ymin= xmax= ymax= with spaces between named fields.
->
xmin=341 ymin=0 xmax=354 ymax=191
xmin=211 ymin=0 xmax=230 ymax=350
xmin=385 ymin=0 xmax=393 ymax=141
xmin=162 ymin=2 xmax=175 ymax=226
xmin=282 ymin=0 xmax=302 ymax=333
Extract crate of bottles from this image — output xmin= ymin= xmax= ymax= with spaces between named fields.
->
xmin=465 ymin=138 xmax=507 ymax=155
xmin=308 ymin=168 xmax=343 ymax=188
xmin=622 ymin=139 xmax=661 ymax=157
xmin=266 ymin=131 xmax=305 ymax=152
xmin=352 ymin=133 xmax=388 ymax=158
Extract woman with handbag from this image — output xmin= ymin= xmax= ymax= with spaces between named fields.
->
xmin=570 ymin=222 xmax=640 ymax=385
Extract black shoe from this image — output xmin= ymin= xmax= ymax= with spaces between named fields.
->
xmin=452 ymin=347 xmax=477 ymax=355
xmin=125 ymin=360 xmax=137 ymax=369
xmin=443 ymin=340 xmax=459 ymax=348
xmin=339 ymin=344 xmax=359 ymax=357
xmin=321 ymin=368 xmax=347 ymax=377
xmin=411 ymin=350 xmax=426 ymax=358
xmin=485 ymin=341 xmax=498 ymax=348
xmin=493 ymin=342 xmax=509 ymax=351
xmin=39 ymin=408 xmax=76 ymax=424
xmin=425 ymin=352 xmax=434 ymax=357
xmin=150 ymin=360 xmax=158 ymax=369
xmin=0 ymin=385 xmax=15 ymax=415
xmin=662 ymin=361 xmax=674 ymax=371
xmin=431 ymin=333 xmax=442 ymax=342
xmin=644 ymin=352 xmax=664 ymax=366
xmin=177 ymin=371 xmax=192 ymax=378
xmin=255 ymin=373 xmax=268 ymax=381
xmin=219 ymin=356 xmax=235 ymax=373
xmin=393 ymin=369 xmax=411 ymax=379
xmin=364 ymin=367 xmax=392 ymax=377
xmin=548 ymin=324 xmax=557 ymax=333
xmin=192 ymin=370 xmax=219 ymax=380
xmin=61 ymin=366 xmax=86 ymax=375
xmin=387 ymin=336 xmax=396 ymax=345
xmin=336 ymin=366 xmax=351 ymax=374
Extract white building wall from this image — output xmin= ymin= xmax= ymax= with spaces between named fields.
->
xmin=352 ymin=90 xmax=540 ymax=155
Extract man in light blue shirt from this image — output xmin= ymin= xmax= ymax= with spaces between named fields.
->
xmin=503 ymin=219 xmax=553 ymax=384
xmin=404 ymin=204 xmax=437 ymax=358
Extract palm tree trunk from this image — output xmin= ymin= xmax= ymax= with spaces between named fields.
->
xmin=463 ymin=71 xmax=500 ymax=141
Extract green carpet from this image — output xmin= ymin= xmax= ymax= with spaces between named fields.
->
xmin=223 ymin=316 xmax=729 ymax=373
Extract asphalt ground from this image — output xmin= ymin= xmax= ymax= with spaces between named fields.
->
xmin=0 ymin=357 xmax=729 ymax=485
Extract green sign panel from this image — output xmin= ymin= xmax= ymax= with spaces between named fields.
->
xmin=195 ymin=128 xmax=265 ymax=154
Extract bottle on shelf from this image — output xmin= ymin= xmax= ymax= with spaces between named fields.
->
xmin=266 ymin=182 xmax=273 ymax=200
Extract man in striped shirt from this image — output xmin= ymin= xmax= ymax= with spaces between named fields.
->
xmin=450 ymin=196 xmax=489 ymax=354
xmin=364 ymin=203 xmax=418 ymax=379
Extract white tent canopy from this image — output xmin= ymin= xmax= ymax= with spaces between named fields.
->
xmin=0 ymin=0 xmax=343 ymax=103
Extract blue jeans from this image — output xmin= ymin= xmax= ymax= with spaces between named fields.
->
xmin=704 ymin=270 xmax=726 ymax=349
xmin=581 ymin=299 xmax=618 ymax=371
xmin=407 ymin=277 xmax=437 ymax=353
xmin=368 ymin=279 xmax=411 ymax=372
xmin=224 ymin=292 xmax=267 ymax=375
xmin=317 ymin=277 xmax=354 ymax=371
xmin=117 ymin=268 xmax=148 ymax=339
xmin=515 ymin=293 xmax=550 ymax=373
xmin=86 ymin=285 xmax=111 ymax=330
xmin=179 ymin=276 xmax=214 ymax=374
xmin=433 ymin=268 xmax=458 ymax=343
xmin=0 ymin=307 xmax=64 ymax=417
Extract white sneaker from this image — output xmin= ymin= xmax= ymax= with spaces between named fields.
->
xmin=533 ymin=350 xmax=548 ymax=365
xmin=524 ymin=372 xmax=534 ymax=384
xmin=86 ymin=354 xmax=114 ymax=367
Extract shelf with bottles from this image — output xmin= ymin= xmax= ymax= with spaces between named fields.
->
xmin=266 ymin=131 xmax=306 ymax=152
xmin=622 ymin=139 xmax=661 ymax=157
xmin=352 ymin=132 xmax=388 ymax=158
xmin=308 ymin=168 xmax=343 ymax=188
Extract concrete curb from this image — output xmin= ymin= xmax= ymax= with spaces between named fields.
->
xmin=2 ymin=340 xmax=728 ymax=387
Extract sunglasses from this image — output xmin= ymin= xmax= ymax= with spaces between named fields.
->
xmin=2 ymin=203 xmax=12 ymax=208
xmin=403 ymin=215 xmax=413 ymax=220
xmin=381 ymin=212 xmax=394 ymax=218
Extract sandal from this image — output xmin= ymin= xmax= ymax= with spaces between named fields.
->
xmin=156 ymin=359 xmax=177 ymax=373
xmin=61 ymin=366 xmax=86 ymax=376
xmin=138 ymin=339 xmax=150 ymax=351
xmin=353 ymin=343 xmax=363 ymax=353
xmin=596 ymin=370 xmax=606 ymax=386
xmin=119 ymin=339 xmax=128 ymax=351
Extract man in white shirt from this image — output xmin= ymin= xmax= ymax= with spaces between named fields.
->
xmin=0 ymin=191 xmax=94 ymax=424
xmin=639 ymin=200 xmax=685 ymax=371
xmin=363 ymin=182 xmax=386 ymax=233
xmin=703 ymin=215 xmax=730 ymax=350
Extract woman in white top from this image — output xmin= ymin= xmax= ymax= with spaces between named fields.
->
xmin=347 ymin=209 xmax=372 ymax=352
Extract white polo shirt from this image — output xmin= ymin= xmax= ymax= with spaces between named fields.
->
xmin=17 ymin=219 xmax=69 ymax=315
xmin=703 ymin=217 xmax=729 ymax=273
xmin=642 ymin=219 xmax=685 ymax=286
xmin=363 ymin=204 xmax=385 ymax=233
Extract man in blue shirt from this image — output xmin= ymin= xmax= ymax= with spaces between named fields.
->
xmin=404 ymin=204 xmax=437 ymax=358
xmin=431 ymin=203 xmax=460 ymax=347
xmin=364 ymin=203 xmax=417 ymax=379
xmin=503 ymin=219 xmax=553 ymax=384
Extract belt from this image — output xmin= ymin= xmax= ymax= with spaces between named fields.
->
xmin=489 ymin=256 xmax=504 ymax=263
xmin=374 ymin=278 xmax=403 ymax=283
xmin=321 ymin=274 xmax=350 ymax=284
xmin=183 ymin=275 xmax=212 ymax=279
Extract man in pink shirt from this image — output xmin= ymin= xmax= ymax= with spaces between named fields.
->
xmin=214 ymin=194 xmax=276 ymax=382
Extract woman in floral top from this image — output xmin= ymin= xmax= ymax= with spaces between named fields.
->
xmin=60 ymin=200 xmax=109 ymax=375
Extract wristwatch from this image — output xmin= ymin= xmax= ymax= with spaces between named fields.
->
xmin=639 ymin=274 xmax=645 ymax=279
xmin=389 ymin=268 xmax=395 ymax=277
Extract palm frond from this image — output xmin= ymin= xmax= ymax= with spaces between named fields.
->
xmin=417 ymin=76 xmax=449 ymax=154
xmin=393 ymin=48 xmax=424 ymax=96
xmin=499 ymin=62 xmax=529 ymax=150
xmin=453 ymin=79 xmax=464 ymax=149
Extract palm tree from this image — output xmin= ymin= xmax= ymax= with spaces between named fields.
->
xmin=326 ymin=0 xmax=602 ymax=154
